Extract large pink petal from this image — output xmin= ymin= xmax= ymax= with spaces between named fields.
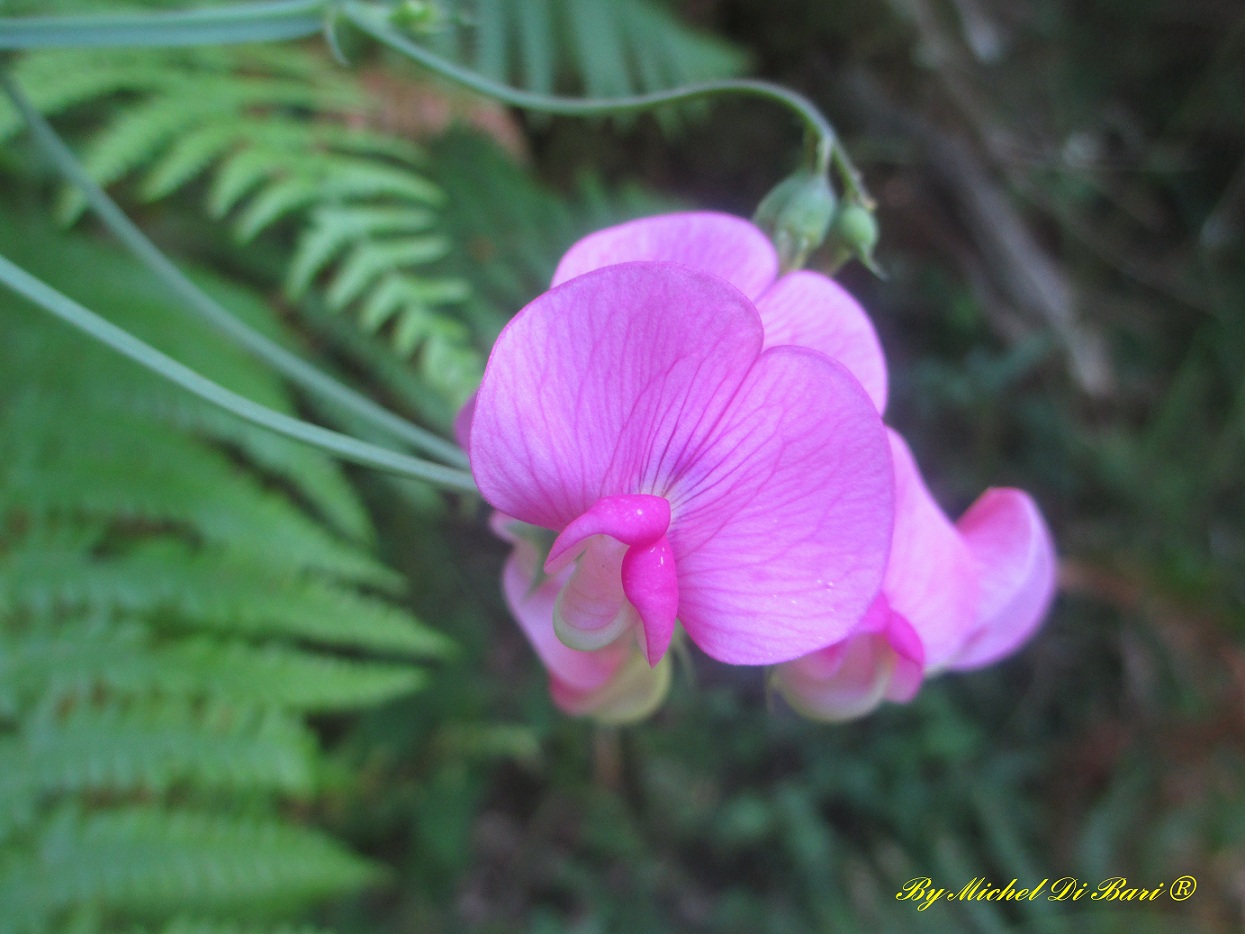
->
xmin=471 ymin=263 xmax=765 ymax=530
xmin=883 ymin=432 xmax=980 ymax=669
xmin=756 ymin=271 xmax=889 ymax=413
xmin=669 ymin=346 xmax=893 ymax=664
xmin=551 ymin=212 xmax=779 ymax=300
xmin=948 ymin=489 xmax=1057 ymax=669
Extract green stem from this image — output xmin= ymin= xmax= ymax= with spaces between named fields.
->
xmin=0 ymin=252 xmax=479 ymax=495
xmin=0 ymin=0 xmax=324 ymax=49
xmin=0 ymin=0 xmax=868 ymax=196
xmin=341 ymin=0 xmax=862 ymax=191
xmin=0 ymin=71 xmax=468 ymax=470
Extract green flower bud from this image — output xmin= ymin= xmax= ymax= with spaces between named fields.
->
xmin=829 ymin=202 xmax=880 ymax=273
xmin=754 ymin=169 xmax=838 ymax=272
xmin=390 ymin=0 xmax=445 ymax=34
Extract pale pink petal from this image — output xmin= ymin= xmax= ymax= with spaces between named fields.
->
xmin=471 ymin=263 xmax=765 ymax=530
xmin=500 ymin=550 xmax=622 ymax=694
xmin=880 ymin=611 xmax=925 ymax=702
xmin=503 ymin=548 xmax=670 ymax=722
xmin=774 ymin=633 xmax=898 ymax=721
xmin=756 ymin=271 xmax=889 ymax=413
xmin=551 ymin=212 xmax=779 ymax=300
xmin=552 ymin=535 xmax=637 ymax=651
xmin=948 ymin=489 xmax=1057 ymax=669
xmin=549 ymin=644 xmax=673 ymax=723
xmin=883 ymin=431 xmax=980 ymax=669
xmin=669 ymin=346 xmax=893 ymax=665
xmin=771 ymin=594 xmax=925 ymax=719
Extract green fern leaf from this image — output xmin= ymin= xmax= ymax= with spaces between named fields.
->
xmin=56 ymin=90 xmax=236 ymax=222
xmin=208 ymin=147 xmax=276 ymax=218
xmin=0 ymin=703 xmax=316 ymax=807
xmin=0 ymin=807 xmax=383 ymax=929
xmin=140 ymin=123 xmax=241 ymax=201
xmin=288 ymin=205 xmax=438 ymax=298
xmin=0 ymin=541 xmax=450 ymax=659
xmin=0 ymin=438 xmax=398 ymax=588
xmin=233 ymin=176 xmax=323 ymax=243
xmin=423 ymin=0 xmax=747 ymax=97
xmin=0 ymin=622 xmax=427 ymax=718
xmin=326 ymin=237 xmax=452 ymax=311
xmin=314 ymin=157 xmax=442 ymax=205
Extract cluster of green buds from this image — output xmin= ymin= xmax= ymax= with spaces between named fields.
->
xmin=754 ymin=167 xmax=879 ymax=274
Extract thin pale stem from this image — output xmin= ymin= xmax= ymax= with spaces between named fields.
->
xmin=340 ymin=0 xmax=860 ymax=187
xmin=0 ymin=0 xmax=869 ymax=197
xmin=0 ymin=0 xmax=324 ymax=49
xmin=0 ymin=252 xmax=479 ymax=495
xmin=0 ymin=71 xmax=468 ymax=469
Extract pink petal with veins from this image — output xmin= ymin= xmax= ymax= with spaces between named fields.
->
xmin=756 ymin=271 xmax=889 ymax=413
xmin=552 ymin=212 xmax=778 ymax=299
xmin=949 ymin=488 xmax=1057 ymax=669
xmin=669 ymin=345 xmax=893 ymax=664
xmin=884 ymin=432 xmax=980 ymax=669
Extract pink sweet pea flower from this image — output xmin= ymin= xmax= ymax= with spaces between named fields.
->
xmin=773 ymin=430 xmax=1056 ymax=720
xmin=545 ymin=212 xmax=1056 ymax=720
xmin=467 ymin=211 xmax=1055 ymax=722
xmin=468 ymin=231 xmax=895 ymax=672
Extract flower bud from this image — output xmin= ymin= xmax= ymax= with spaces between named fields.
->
xmin=390 ymin=0 xmax=445 ymax=34
xmin=754 ymin=170 xmax=837 ymax=271
xmin=829 ymin=202 xmax=880 ymax=273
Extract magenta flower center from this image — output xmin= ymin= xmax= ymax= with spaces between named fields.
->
xmin=546 ymin=494 xmax=679 ymax=665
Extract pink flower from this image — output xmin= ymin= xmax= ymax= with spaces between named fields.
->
xmin=467 ymin=216 xmax=895 ymax=678
xmin=467 ymin=211 xmax=1056 ymax=722
xmin=772 ymin=430 xmax=1056 ymax=720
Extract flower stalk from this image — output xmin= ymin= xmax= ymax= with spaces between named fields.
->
xmin=0 ymin=70 xmax=468 ymax=470
xmin=0 ymin=253 xmax=479 ymax=494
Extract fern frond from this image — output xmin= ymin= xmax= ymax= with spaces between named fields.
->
xmin=287 ymin=205 xmax=439 ymax=296
xmin=207 ymin=146 xmax=278 ymax=218
xmin=0 ymin=433 xmax=397 ymax=589
xmin=0 ymin=622 xmax=429 ymax=716
xmin=10 ymin=45 xmax=477 ymax=412
xmin=422 ymin=0 xmax=747 ymax=96
xmin=0 ymin=219 xmax=401 ymax=556
xmin=326 ymin=236 xmax=452 ymax=311
xmin=0 ymin=704 xmax=316 ymax=817
xmin=0 ymin=541 xmax=451 ymax=659
xmin=0 ymin=807 xmax=382 ymax=931
xmin=140 ymin=122 xmax=242 ymax=201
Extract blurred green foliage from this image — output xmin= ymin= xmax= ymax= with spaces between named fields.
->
xmin=1 ymin=0 xmax=1243 ymax=932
